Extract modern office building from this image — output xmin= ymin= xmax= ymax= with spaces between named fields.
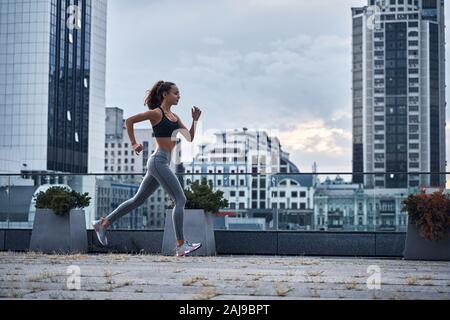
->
xmin=0 ymin=0 xmax=108 ymax=225
xmin=351 ymin=0 xmax=446 ymax=189
xmin=0 ymin=0 xmax=107 ymax=173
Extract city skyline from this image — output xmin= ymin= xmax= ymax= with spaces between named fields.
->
xmin=105 ymin=0 xmax=450 ymax=174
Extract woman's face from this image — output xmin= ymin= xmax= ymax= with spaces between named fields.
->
xmin=163 ymin=85 xmax=180 ymax=105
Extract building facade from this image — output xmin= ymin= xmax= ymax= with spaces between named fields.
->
xmin=0 ymin=0 xmax=107 ymax=225
xmin=0 ymin=0 xmax=107 ymax=173
xmin=314 ymin=176 xmax=409 ymax=232
xmin=182 ymin=129 xmax=315 ymax=230
xmin=351 ymin=0 xmax=446 ymax=189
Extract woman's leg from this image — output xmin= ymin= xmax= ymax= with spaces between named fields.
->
xmin=149 ymin=155 xmax=187 ymax=243
xmin=104 ymin=171 xmax=161 ymax=226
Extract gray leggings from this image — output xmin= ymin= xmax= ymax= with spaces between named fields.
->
xmin=105 ymin=148 xmax=186 ymax=241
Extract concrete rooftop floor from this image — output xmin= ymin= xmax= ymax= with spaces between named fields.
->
xmin=0 ymin=252 xmax=449 ymax=300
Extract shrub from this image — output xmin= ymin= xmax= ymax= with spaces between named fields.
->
xmin=401 ymin=189 xmax=450 ymax=241
xmin=182 ymin=179 xmax=229 ymax=214
xmin=34 ymin=186 xmax=91 ymax=216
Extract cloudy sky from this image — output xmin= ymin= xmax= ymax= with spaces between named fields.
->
xmin=105 ymin=0 xmax=450 ymax=174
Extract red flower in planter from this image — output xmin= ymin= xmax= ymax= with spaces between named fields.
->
xmin=402 ymin=190 xmax=450 ymax=241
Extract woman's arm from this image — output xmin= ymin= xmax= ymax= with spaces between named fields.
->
xmin=175 ymin=106 xmax=201 ymax=142
xmin=125 ymin=110 xmax=157 ymax=153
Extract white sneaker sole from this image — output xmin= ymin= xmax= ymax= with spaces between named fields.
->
xmin=93 ymin=222 xmax=108 ymax=246
xmin=176 ymin=243 xmax=202 ymax=257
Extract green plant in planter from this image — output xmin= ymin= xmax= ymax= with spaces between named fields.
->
xmin=401 ymin=189 xmax=450 ymax=241
xmin=181 ymin=179 xmax=229 ymax=213
xmin=34 ymin=186 xmax=91 ymax=216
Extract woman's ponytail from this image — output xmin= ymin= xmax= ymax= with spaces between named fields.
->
xmin=144 ymin=80 xmax=175 ymax=110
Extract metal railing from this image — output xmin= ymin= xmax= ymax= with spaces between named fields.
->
xmin=0 ymin=171 xmax=448 ymax=232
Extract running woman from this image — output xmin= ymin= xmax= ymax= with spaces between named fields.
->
xmin=93 ymin=81 xmax=202 ymax=257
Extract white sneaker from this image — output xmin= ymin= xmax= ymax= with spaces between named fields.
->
xmin=92 ymin=219 xmax=108 ymax=246
xmin=175 ymin=241 xmax=202 ymax=257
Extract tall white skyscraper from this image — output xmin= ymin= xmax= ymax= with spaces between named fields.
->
xmin=0 ymin=0 xmax=107 ymax=173
xmin=0 ymin=0 xmax=108 ymax=225
xmin=351 ymin=0 xmax=446 ymax=189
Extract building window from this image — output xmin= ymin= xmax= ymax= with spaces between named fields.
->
xmin=409 ymin=162 xmax=419 ymax=168
xmin=239 ymin=191 xmax=245 ymax=197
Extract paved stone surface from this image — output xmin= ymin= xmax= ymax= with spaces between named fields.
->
xmin=0 ymin=252 xmax=449 ymax=300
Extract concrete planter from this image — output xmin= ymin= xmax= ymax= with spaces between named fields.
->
xmin=162 ymin=209 xmax=216 ymax=256
xmin=29 ymin=208 xmax=88 ymax=254
xmin=403 ymin=221 xmax=450 ymax=261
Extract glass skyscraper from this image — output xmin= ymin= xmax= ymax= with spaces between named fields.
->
xmin=0 ymin=0 xmax=107 ymax=174
xmin=351 ymin=0 xmax=446 ymax=189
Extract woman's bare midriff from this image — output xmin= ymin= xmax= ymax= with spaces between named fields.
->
xmin=155 ymin=138 xmax=176 ymax=153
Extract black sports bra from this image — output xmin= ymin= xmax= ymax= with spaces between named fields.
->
xmin=152 ymin=106 xmax=181 ymax=138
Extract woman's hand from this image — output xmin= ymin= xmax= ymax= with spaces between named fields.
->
xmin=132 ymin=143 xmax=143 ymax=155
xmin=192 ymin=106 xmax=202 ymax=121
